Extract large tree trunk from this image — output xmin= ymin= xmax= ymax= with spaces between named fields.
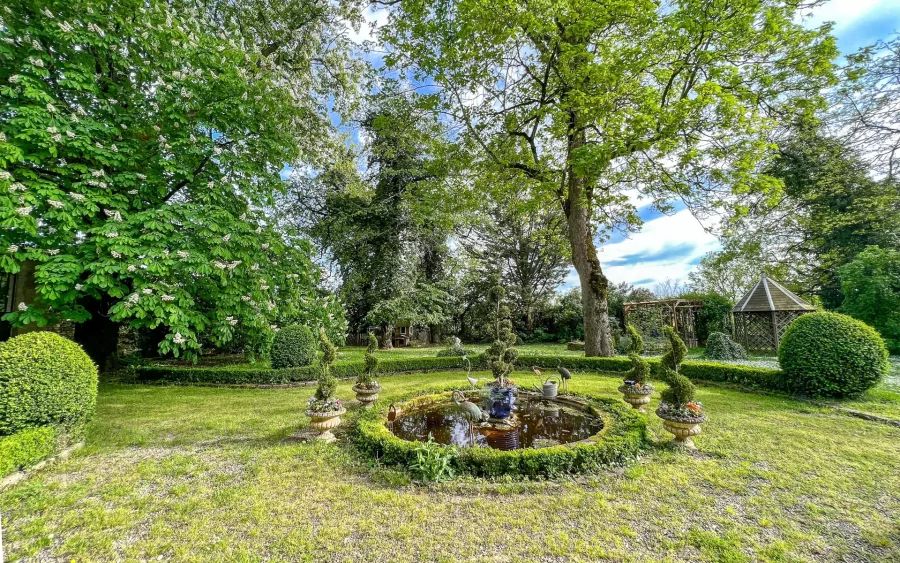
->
xmin=563 ymin=124 xmax=613 ymax=357
xmin=380 ymin=323 xmax=394 ymax=349
xmin=74 ymin=296 xmax=121 ymax=372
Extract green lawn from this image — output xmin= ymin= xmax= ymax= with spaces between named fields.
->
xmin=2 ymin=370 xmax=899 ymax=562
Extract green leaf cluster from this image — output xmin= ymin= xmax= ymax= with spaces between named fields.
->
xmin=0 ymin=0 xmax=348 ymax=359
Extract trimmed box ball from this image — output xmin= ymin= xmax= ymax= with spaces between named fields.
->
xmin=270 ymin=324 xmax=317 ymax=369
xmin=778 ymin=312 xmax=889 ymax=398
xmin=0 ymin=332 xmax=99 ymax=435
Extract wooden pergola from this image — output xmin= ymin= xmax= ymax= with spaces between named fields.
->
xmin=624 ymin=299 xmax=704 ymax=348
xmin=732 ymin=274 xmax=814 ymax=352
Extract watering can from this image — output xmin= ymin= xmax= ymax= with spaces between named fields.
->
xmin=540 ymin=376 xmax=559 ymax=398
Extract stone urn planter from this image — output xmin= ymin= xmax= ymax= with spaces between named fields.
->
xmin=353 ymin=383 xmax=382 ymax=407
xmin=306 ymin=407 xmax=346 ymax=442
xmin=656 ymin=406 xmax=706 ymax=449
xmin=618 ymin=382 xmax=653 ymax=413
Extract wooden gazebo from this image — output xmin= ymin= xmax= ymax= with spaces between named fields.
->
xmin=732 ymin=274 xmax=814 ymax=352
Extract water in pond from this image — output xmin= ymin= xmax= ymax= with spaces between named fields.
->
xmin=389 ymin=394 xmax=604 ymax=450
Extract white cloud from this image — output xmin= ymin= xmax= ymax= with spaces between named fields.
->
xmin=558 ymin=210 xmax=720 ymax=293
xmin=347 ymin=6 xmax=390 ymax=45
xmin=801 ymin=0 xmax=887 ymax=31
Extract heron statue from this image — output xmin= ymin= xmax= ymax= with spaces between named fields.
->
xmin=387 ymin=403 xmax=399 ymax=432
xmin=463 ymin=355 xmax=478 ymax=390
xmin=556 ymin=358 xmax=572 ymax=395
xmin=531 ymin=366 xmax=542 ymax=378
xmin=452 ymin=390 xmax=487 ymax=445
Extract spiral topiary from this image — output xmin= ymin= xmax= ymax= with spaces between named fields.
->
xmin=624 ymin=353 xmax=651 ymax=385
xmin=660 ymin=371 xmax=696 ymax=406
xmin=660 ymin=326 xmax=687 ymax=373
xmin=0 ymin=332 xmax=98 ymax=435
xmin=270 ymin=324 xmax=317 ymax=369
xmin=704 ymin=332 xmax=747 ymax=361
xmin=659 ymin=326 xmax=695 ymax=405
xmin=314 ymin=327 xmax=337 ymax=403
xmin=778 ymin=312 xmax=889 ymax=398
xmin=485 ymin=285 xmax=517 ymax=387
xmin=358 ymin=332 xmax=379 ymax=387
xmin=626 ymin=325 xmax=644 ymax=355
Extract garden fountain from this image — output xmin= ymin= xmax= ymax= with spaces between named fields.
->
xmin=388 ymin=390 xmax=606 ymax=451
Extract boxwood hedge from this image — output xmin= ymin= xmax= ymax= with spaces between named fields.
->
xmin=0 ymin=425 xmax=57 ymax=479
xmin=0 ymin=332 xmax=99 ymax=435
xmin=354 ymin=389 xmax=649 ymax=478
xmin=136 ymin=355 xmax=472 ymax=385
xmin=779 ymin=312 xmax=889 ymax=398
xmin=136 ymin=353 xmax=787 ymax=394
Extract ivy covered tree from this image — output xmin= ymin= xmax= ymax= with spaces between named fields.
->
xmin=380 ymin=0 xmax=837 ymax=356
xmin=294 ymin=88 xmax=455 ymax=347
xmin=0 ymin=0 xmax=349 ymax=366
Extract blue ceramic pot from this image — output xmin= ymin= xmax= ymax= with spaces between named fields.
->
xmin=488 ymin=386 xmax=516 ymax=419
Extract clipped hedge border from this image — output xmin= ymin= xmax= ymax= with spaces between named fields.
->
xmin=520 ymin=355 xmax=785 ymax=391
xmin=354 ymin=387 xmax=649 ymax=478
xmin=0 ymin=426 xmax=58 ymax=479
xmin=135 ymin=355 xmax=472 ymax=385
xmin=136 ymin=353 xmax=787 ymax=393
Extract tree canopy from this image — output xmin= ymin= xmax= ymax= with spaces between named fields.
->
xmin=379 ymin=0 xmax=838 ymax=356
xmin=0 ymin=0 xmax=349 ymax=361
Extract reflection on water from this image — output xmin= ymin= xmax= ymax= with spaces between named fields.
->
xmin=389 ymin=395 xmax=604 ymax=450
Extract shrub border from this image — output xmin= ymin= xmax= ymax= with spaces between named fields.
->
xmin=135 ymin=356 xmax=471 ymax=385
xmin=353 ymin=386 xmax=649 ymax=478
xmin=135 ymin=354 xmax=786 ymax=393
xmin=0 ymin=425 xmax=58 ymax=480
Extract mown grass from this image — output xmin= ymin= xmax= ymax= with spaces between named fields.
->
xmin=2 ymin=369 xmax=899 ymax=562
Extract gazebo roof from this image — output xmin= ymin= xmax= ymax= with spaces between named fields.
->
xmin=732 ymin=274 xmax=814 ymax=313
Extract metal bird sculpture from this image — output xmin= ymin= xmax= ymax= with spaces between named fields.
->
xmin=556 ymin=358 xmax=572 ymax=395
xmin=387 ymin=403 xmax=399 ymax=431
xmin=531 ymin=366 xmax=542 ymax=378
xmin=463 ymin=355 xmax=478 ymax=390
xmin=452 ymin=390 xmax=486 ymax=445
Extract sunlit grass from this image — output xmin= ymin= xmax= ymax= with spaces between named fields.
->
xmin=2 ymin=369 xmax=899 ymax=562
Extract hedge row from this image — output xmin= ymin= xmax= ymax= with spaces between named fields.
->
xmin=0 ymin=426 xmax=57 ymax=479
xmin=354 ymin=389 xmax=649 ymax=478
xmin=136 ymin=355 xmax=472 ymax=385
xmin=520 ymin=355 xmax=786 ymax=391
xmin=136 ymin=353 xmax=787 ymax=392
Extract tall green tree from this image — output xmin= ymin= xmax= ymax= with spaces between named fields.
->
xmin=380 ymin=0 xmax=837 ymax=356
xmin=839 ymin=246 xmax=900 ymax=354
xmin=831 ymin=34 xmax=900 ymax=180
xmin=463 ymin=188 xmax=570 ymax=334
xmin=731 ymin=128 xmax=900 ymax=308
xmin=0 ymin=0 xmax=349 ymax=366
xmin=293 ymin=89 xmax=457 ymax=346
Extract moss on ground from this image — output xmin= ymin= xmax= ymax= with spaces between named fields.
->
xmin=2 ymin=370 xmax=899 ymax=562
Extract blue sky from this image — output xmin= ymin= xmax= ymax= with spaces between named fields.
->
xmin=557 ymin=0 xmax=900 ymax=293
xmin=348 ymin=0 xmax=900 ymax=293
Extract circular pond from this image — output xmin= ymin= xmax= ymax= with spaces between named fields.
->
xmin=389 ymin=392 xmax=604 ymax=450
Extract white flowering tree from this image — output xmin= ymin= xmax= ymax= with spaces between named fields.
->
xmin=0 ymin=0 xmax=349 ymax=366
